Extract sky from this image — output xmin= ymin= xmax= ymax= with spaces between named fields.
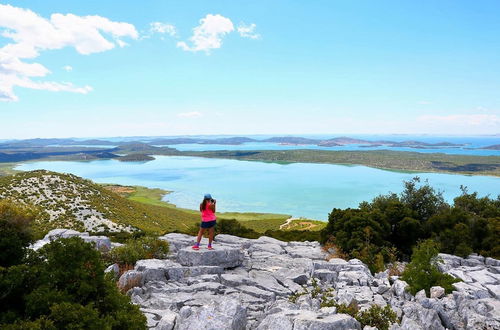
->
xmin=0 ymin=0 xmax=500 ymax=139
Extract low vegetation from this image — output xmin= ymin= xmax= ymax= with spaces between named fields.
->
xmin=321 ymin=177 xmax=500 ymax=272
xmin=290 ymin=279 xmax=398 ymax=330
xmin=0 ymin=204 xmax=146 ymax=329
xmin=107 ymin=236 xmax=169 ymax=267
xmin=401 ymin=240 xmax=459 ymax=295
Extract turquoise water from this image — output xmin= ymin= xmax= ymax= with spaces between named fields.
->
xmin=16 ymin=156 xmax=500 ymax=220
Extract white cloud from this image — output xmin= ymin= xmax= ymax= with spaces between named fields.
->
xmin=150 ymin=22 xmax=177 ymax=37
xmin=177 ymin=14 xmax=234 ymax=53
xmin=417 ymin=114 xmax=500 ymax=126
xmin=0 ymin=4 xmax=138 ymax=101
xmin=62 ymin=65 xmax=73 ymax=72
xmin=177 ymin=111 xmax=203 ymax=118
xmin=237 ymin=23 xmax=260 ymax=39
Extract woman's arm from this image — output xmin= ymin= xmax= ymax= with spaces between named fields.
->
xmin=210 ymin=202 xmax=216 ymax=212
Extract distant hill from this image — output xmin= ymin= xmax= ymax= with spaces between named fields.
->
xmin=0 ymin=170 xmax=200 ymax=237
xmin=482 ymin=144 xmax=500 ymax=150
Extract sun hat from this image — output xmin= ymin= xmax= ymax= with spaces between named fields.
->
xmin=204 ymin=193 xmax=212 ymax=200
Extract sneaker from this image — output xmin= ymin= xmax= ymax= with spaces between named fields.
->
xmin=192 ymin=244 xmax=200 ymax=250
xmin=207 ymin=245 xmax=214 ymax=250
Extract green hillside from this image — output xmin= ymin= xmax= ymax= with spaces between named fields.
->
xmin=0 ymin=170 xmax=200 ymax=237
xmin=0 ymin=170 xmax=319 ymax=238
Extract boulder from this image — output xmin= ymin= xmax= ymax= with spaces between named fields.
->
xmin=391 ymin=280 xmax=409 ymax=298
xmin=81 ymin=235 xmax=111 ymax=251
xmin=177 ymin=246 xmax=244 ymax=268
xmin=118 ymin=270 xmax=143 ymax=291
xmin=401 ymin=302 xmax=444 ymax=330
xmin=174 ymin=297 xmax=247 ymax=330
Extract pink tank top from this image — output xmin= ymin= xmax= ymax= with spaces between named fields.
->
xmin=201 ymin=202 xmax=216 ymax=222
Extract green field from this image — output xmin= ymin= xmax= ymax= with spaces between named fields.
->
xmin=104 ymin=184 xmax=296 ymax=233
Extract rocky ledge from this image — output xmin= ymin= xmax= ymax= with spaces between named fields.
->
xmin=111 ymin=233 xmax=500 ymax=330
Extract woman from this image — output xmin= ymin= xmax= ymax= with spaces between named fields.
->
xmin=192 ymin=193 xmax=216 ymax=250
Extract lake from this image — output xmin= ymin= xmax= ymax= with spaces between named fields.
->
xmin=15 ymin=156 xmax=500 ymax=220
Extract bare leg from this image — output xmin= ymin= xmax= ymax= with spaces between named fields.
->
xmin=208 ymin=227 xmax=215 ymax=246
xmin=196 ymin=228 xmax=206 ymax=244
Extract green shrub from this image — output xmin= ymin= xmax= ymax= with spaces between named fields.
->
xmin=109 ymin=236 xmax=169 ymax=266
xmin=0 ymin=236 xmax=147 ymax=329
xmin=401 ymin=239 xmax=459 ymax=295
xmin=0 ymin=200 xmax=35 ymax=267
xmin=358 ymin=304 xmax=398 ymax=330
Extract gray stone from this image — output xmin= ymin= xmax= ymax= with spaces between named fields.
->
xmin=166 ymin=265 xmax=223 ymax=281
xmin=118 ymin=270 xmax=143 ymax=291
xmin=391 ymin=280 xmax=409 ymax=298
xmin=467 ymin=269 xmax=499 ymax=285
xmin=293 ymin=312 xmax=361 ymax=330
xmin=312 ymin=269 xmax=337 ymax=283
xmin=81 ymin=235 xmax=111 ymax=251
xmin=485 ymin=257 xmax=500 ymax=267
xmin=104 ymin=263 xmax=120 ymax=278
xmin=254 ymin=236 xmax=288 ymax=247
xmin=238 ymin=285 xmax=276 ymax=301
xmin=44 ymin=228 xmax=83 ymax=240
xmin=415 ymin=289 xmax=427 ymax=301
xmin=174 ymin=297 xmax=246 ymax=330
xmin=430 ymin=286 xmax=445 ymax=299
xmin=485 ymin=284 xmax=500 ymax=298
xmin=437 ymin=253 xmax=463 ymax=272
xmin=453 ymin=282 xmax=491 ymax=299
xmin=155 ymin=310 xmax=177 ymax=330
xmin=402 ymin=302 xmax=444 ymax=330
xmin=338 ymin=270 xmax=372 ymax=286
xmin=177 ymin=246 xmax=244 ymax=268
xmin=249 ymin=243 xmax=285 ymax=255
xmin=256 ymin=311 xmax=296 ymax=330
xmin=249 ymin=270 xmax=291 ymax=296
xmin=284 ymin=245 xmax=327 ymax=260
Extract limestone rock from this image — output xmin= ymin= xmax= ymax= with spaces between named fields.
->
xmin=177 ymin=246 xmax=244 ymax=268
xmin=174 ymin=297 xmax=247 ymax=330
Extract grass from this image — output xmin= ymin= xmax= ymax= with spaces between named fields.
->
xmin=102 ymin=184 xmax=302 ymax=233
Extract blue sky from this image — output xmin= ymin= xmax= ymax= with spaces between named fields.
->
xmin=0 ymin=0 xmax=499 ymax=138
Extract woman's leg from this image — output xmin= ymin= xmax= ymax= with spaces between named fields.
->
xmin=208 ymin=227 xmax=215 ymax=246
xmin=196 ymin=228 xmax=206 ymax=244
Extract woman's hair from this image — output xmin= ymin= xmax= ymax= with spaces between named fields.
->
xmin=201 ymin=197 xmax=210 ymax=211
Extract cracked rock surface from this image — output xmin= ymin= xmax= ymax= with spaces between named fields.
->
xmin=115 ymin=233 xmax=500 ymax=330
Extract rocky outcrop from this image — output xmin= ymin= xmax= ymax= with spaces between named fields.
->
xmin=115 ymin=233 xmax=500 ymax=329
xmin=31 ymin=228 xmax=112 ymax=251
xmin=36 ymin=229 xmax=500 ymax=329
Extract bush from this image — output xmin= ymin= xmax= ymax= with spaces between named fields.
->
xmin=109 ymin=236 xmax=169 ymax=266
xmin=0 ymin=201 xmax=35 ymax=267
xmin=401 ymin=239 xmax=459 ymax=295
xmin=0 ymin=235 xmax=147 ymax=329
xmin=358 ymin=304 xmax=398 ymax=330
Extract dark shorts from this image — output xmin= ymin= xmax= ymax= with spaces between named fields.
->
xmin=200 ymin=220 xmax=216 ymax=228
